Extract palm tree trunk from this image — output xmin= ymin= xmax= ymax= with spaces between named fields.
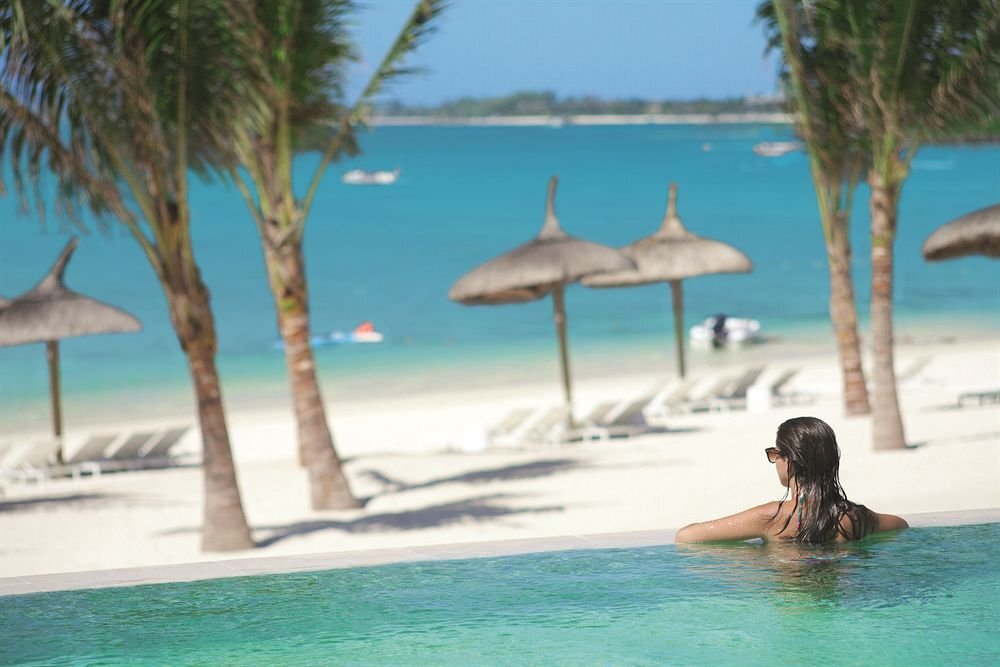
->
xmin=166 ymin=277 xmax=255 ymax=551
xmin=825 ymin=222 xmax=870 ymax=415
xmin=263 ymin=238 xmax=360 ymax=509
xmin=868 ymin=174 xmax=907 ymax=450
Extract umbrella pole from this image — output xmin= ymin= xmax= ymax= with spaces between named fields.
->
xmin=551 ymin=284 xmax=575 ymax=428
xmin=669 ymin=280 xmax=686 ymax=379
xmin=46 ymin=340 xmax=65 ymax=463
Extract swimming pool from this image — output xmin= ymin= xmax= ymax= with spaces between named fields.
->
xmin=3 ymin=523 xmax=998 ymax=665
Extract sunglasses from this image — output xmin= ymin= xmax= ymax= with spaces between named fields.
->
xmin=765 ymin=447 xmax=781 ymax=463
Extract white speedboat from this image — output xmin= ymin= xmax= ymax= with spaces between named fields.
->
xmin=752 ymin=141 xmax=801 ymax=157
xmin=690 ymin=315 xmax=761 ymax=347
xmin=342 ymin=168 xmax=400 ymax=185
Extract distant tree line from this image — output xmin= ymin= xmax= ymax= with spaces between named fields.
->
xmin=375 ymin=90 xmax=998 ymax=142
xmin=375 ymin=91 xmax=787 ymax=117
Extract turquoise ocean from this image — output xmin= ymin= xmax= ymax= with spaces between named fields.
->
xmin=1 ymin=124 xmax=998 ymax=431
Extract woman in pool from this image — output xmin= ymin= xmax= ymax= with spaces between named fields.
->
xmin=675 ymin=416 xmax=908 ymax=543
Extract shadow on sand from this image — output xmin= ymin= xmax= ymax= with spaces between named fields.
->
xmin=158 ymin=493 xmax=564 ymax=547
xmin=906 ymin=429 xmax=1000 ymax=449
xmin=256 ymin=493 xmax=562 ymax=547
xmin=0 ymin=492 xmax=136 ymax=513
xmin=359 ymin=457 xmax=584 ymax=494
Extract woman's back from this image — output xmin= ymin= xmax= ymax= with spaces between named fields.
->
xmin=677 ymin=499 xmax=906 ymax=544
xmin=760 ymin=501 xmax=891 ymax=543
xmin=675 ymin=417 xmax=908 ymax=544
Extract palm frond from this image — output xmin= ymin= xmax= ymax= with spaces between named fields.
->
xmin=758 ymin=1 xmax=867 ymax=195
xmin=351 ymin=0 xmax=447 ymax=123
xmin=299 ymin=0 xmax=447 ymax=220
xmin=823 ymin=0 xmax=999 ymax=178
xmin=2 ymin=0 xmax=269 ymax=267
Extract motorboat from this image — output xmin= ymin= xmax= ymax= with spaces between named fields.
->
xmin=690 ymin=314 xmax=761 ymax=347
xmin=752 ymin=141 xmax=801 ymax=157
xmin=342 ymin=168 xmax=400 ymax=185
xmin=328 ymin=329 xmax=384 ymax=344
xmin=272 ymin=321 xmax=384 ymax=349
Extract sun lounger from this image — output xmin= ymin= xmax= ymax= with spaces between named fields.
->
xmin=113 ymin=432 xmax=158 ymax=460
xmin=491 ymin=406 xmax=566 ymax=447
xmin=708 ymin=366 xmax=765 ymax=411
xmin=98 ymin=427 xmax=189 ymax=472
xmin=0 ymin=443 xmax=37 ymax=483
xmin=580 ymin=401 xmax=618 ymax=427
xmin=488 ymin=408 xmax=534 ymax=444
xmin=679 ymin=374 xmax=737 ymax=413
xmin=581 ymin=396 xmax=660 ymax=440
xmin=0 ymin=438 xmax=62 ymax=483
xmin=643 ymin=376 xmax=701 ymax=420
xmin=769 ymin=368 xmax=818 ymax=406
xmin=491 ymin=407 xmax=540 ymax=447
xmin=898 ymin=356 xmax=934 ymax=384
xmin=141 ymin=426 xmax=189 ymax=462
xmin=957 ymin=388 xmax=1000 ymax=407
xmin=0 ymin=426 xmax=189 ymax=483
xmin=93 ymin=432 xmax=156 ymax=472
xmin=491 ymin=405 xmax=573 ymax=447
xmin=61 ymin=433 xmax=123 ymax=478
xmin=0 ymin=441 xmax=17 ymax=459
xmin=520 ymin=406 xmax=572 ymax=445
xmin=769 ymin=368 xmax=799 ymax=397
xmin=66 ymin=434 xmax=119 ymax=463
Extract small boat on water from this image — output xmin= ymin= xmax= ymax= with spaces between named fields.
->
xmin=272 ymin=321 xmax=384 ymax=349
xmin=753 ymin=141 xmax=801 ymax=157
xmin=690 ymin=314 xmax=761 ymax=348
xmin=328 ymin=329 xmax=384 ymax=344
xmin=342 ymin=168 xmax=400 ymax=185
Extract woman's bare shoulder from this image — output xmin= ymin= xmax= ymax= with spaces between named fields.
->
xmin=874 ymin=512 xmax=909 ymax=533
xmin=835 ymin=508 xmax=908 ymax=541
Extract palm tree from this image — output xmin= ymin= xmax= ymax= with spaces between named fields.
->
xmin=229 ymin=0 xmax=445 ymax=509
xmin=832 ymin=0 xmax=999 ymax=449
xmin=1 ymin=0 xmax=262 ymax=550
xmin=758 ymin=0 xmax=870 ymax=416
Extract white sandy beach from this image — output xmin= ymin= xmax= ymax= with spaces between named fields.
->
xmin=1 ymin=337 xmax=998 ymax=579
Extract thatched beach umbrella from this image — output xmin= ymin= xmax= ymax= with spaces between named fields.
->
xmin=449 ymin=176 xmax=635 ymax=427
xmin=922 ymin=203 xmax=1000 ymax=261
xmin=0 ymin=239 xmax=141 ymax=461
xmin=583 ymin=183 xmax=752 ymax=378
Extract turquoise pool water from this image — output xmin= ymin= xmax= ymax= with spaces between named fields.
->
xmin=3 ymin=524 xmax=998 ymax=665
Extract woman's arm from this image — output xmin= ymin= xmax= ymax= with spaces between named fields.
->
xmin=674 ymin=503 xmax=776 ymax=543
xmin=875 ymin=512 xmax=909 ymax=533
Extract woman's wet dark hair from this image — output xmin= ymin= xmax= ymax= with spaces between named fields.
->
xmin=769 ymin=416 xmax=876 ymax=543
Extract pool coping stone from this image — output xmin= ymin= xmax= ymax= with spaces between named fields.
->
xmin=2 ymin=507 xmax=996 ymax=596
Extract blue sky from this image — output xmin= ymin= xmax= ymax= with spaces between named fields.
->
xmin=347 ymin=0 xmax=779 ymax=105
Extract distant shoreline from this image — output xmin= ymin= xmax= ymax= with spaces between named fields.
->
xmin=371 ymin=112 xmax=794 ymax=127
xmin=370 ymin=114 xmax=1000 ymax=143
